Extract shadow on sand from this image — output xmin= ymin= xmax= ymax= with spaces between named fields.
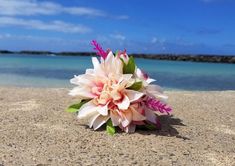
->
xmin=82 ymin=115 xmax=188 ymax=140
xmin=135 ymin=115 xmax=188 ymax=140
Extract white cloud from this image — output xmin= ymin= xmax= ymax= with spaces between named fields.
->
xmin=0 ymin=33 xmax=12 ymax=39
xmin=0 ymin=0 xmax=60 ymax=16
xmin=151 ymin=37 xmax=166 ymax=44
xmin=0 ymin=17 xmax=91 ymax=33
xmin=115 ymin=15 xmax=129 ymax=20
xmin=64 ymin=7 xmax=105 ymax=17
xmin=110 ymin=34 xmax=126 ymax=40
xmin=151 ymin=37 xmax=158 ymax=43
xmin=0 ymin=0 xmax=128 ymax=19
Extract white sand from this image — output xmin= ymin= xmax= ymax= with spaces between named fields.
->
xmin=0 ymin=88 xmax=234 ymax=165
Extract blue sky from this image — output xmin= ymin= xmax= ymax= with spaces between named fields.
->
xmin=0 ymin=0 xmax=235 ymax=54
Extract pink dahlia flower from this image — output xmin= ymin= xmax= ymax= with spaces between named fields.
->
xmin=68 ymin=41 xmax=172 ymax=133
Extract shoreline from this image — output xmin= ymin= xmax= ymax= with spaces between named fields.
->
xmin=1 ymin=51 xmax=235 ymax=63
xmin=0 ymin=87 xmax=235 ymax=165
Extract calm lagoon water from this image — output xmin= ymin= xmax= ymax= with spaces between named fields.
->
xmin=0 ymin=54 xmax=235 ymax=90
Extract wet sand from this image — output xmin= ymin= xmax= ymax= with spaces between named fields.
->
xmin=0 ymin=87 xmax=234 ymax=166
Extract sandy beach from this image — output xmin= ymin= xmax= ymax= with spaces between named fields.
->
xmin=0 ymin=87 xmax=234 ymax=166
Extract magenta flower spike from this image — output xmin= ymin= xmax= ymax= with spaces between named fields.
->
xmin=91 ymin=40 xmax=108 ymax=59
xmin=146 ymin=97 xmax=172 ymax=114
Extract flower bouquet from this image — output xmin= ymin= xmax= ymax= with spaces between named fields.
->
xmin=66 ymin=40 xmax=172 ymax=135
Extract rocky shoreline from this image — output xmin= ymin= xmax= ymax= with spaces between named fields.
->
xmin=1 ymin=50 xmax=235 ymax=63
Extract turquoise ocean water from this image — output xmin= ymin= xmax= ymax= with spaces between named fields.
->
xmin=0 ymin=54 xmax=235 ymax=90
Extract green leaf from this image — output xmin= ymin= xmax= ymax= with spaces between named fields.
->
xmin=122 ymin=56 xmax=136 ymax=74
xmin=145 ymin=123 xmax=157 ymax=130
xmin=66 ymin=100 xmax=89 ymax=113
xmin=128 ymin=81 xmax=143 ymax=91
xmin=115 ymin=50 xmax=119 ymax=57
xmin=106 ymin=119 xmax=116 ymax=136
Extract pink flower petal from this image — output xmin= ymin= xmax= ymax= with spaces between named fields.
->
xmin=89 ymin=112 xmax=100 ymax=128
xmin=92 ymin=115 xmax=109 ymax=130
xmin=110 ymin=110 xmax=121 ymax=126
xmin=145 ymin=108 xmax=157 ymax=124
xmin=117 ymin=95 xmax=130 ymax=110
xmin=131 ymin=108 xmax=146 ymax=121
xmin=125 ymin=89 xmax=144 ymax=102
xmin=146 ymin=84 xmax=164 ymax=94
xmin=97 ymin=102 xmax=109 ymax=116
xmin=92 ymin=57 xmax=100 ymax=69
xmin=69 ymin=87 xmax=95 ymax=98
xmin=78 ymin=101 xmax=98 ymax=119
xmin=121 ymin=109 xmax=132 ymax=127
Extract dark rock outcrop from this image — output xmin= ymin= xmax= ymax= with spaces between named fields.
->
xmin=0 ymin=50 xmax=234 ymax=63
xmin=130 ymin=54 xmax=235 ymax=63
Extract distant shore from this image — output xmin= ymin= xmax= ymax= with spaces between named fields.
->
xmin=0 ymin=50 xmax=235 ymax=63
